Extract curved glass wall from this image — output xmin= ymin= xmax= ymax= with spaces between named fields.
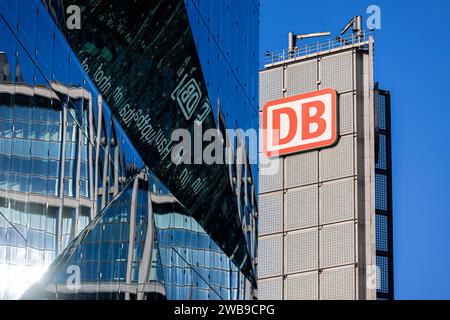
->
xmin=0 ymin=0 xmax=258 ymax=300
xmin=23 ymin=171 xmax=250 ymax=300
xmin=0 ymin=0 xmax=143 ymax=299
xmin=46 ymin=0 xmax=258 ymax=285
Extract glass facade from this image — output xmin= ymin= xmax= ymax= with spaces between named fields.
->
xmin=0 ymin=0 xmax=258 ymax=300
xmin=0 ymin=78 xmax=100 ymax=299
xmin=24 ymin=172 xmax=249 ymax=300
xmin=44 ymin=0 xmax=258 ymax=282
xmin=184 ymin=0 xmax=260 ymax=273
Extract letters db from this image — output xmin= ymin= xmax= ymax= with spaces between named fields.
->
xmin=263 ymin=89 xmax=338 ymax=157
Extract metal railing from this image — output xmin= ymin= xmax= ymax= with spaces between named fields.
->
xmin=264 ymin=30 xmax=373 ymax=66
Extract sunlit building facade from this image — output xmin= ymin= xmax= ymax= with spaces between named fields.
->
xmin=258 ymin=30 xmax=394 ymax=300
xmin=24 ymin=171 xmax=250 ymax=300
xmin=0 ymin=51 xmax=139 ymax=299
xmin=0 ymin=75 xmax=91 ymax=299
xmin=0 ymin=0 xmax=259 ymax=300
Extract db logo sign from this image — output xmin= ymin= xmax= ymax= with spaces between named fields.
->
xmin=263 ymin=89 xmax=338 ymax=157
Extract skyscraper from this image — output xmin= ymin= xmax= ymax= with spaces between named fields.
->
xmin=258 ymin=23 xmax=393 ymax=300
xmin=0 ymin=0 xmax=259 ymax=300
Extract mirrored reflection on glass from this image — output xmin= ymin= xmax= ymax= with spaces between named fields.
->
xmin=22 ymin=170 xmax=250 ymax=300
xmin=1 ymin=0 xmax=259 ymax=300
xmin=0 ymin=0 xmax=144 ymax=299
xmin=49 ymin=0 xmax=258 ymax=284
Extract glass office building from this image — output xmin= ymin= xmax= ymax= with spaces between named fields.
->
xmin=23 ymin=171 xmax=249 ymax=300
xmin=0 ymin=49 xmax=146 ymax=300
xmin=0 ymin=0 xmax=259 ymax=300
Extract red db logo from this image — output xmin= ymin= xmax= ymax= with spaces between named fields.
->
xmin=263 ymin=89 xmax=338 ymax=157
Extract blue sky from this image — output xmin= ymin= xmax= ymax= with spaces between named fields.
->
xmin=260 ymin=0 xmax=450 ymax=299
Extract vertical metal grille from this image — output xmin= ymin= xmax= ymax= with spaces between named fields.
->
xmin=321 ymin=52 xmax=353 ymax=93
xmin=285 ymin=229 xmax=319 ymax=274
xmin=320 ymin=177 xmax=355 ymax=225
xmin=259 ymin=192 xmax=283 ymax=235
xmin=259 ymin=278 xmax=283 ymax=300
xmin=339 ymin=93 xmax=354 ymax=135
xmin=376 ymin=256 xmax=389 ymax=294
xmin=378 ymin=94 xmax=387 ymax=130
xmin=320 ymin=222 xmax=355 ymax=269
xmin=285 ymin=186 xmax=318 ymax=231
xmin=319 ymin=135 xmax=354 ymax=182
xmin=375 ymin=89 xmax=394 ymax=300
xmin=320 ymin=266 xmax=355 ymax=300
xmin=259 ymin=68 xmax=283 ymax=110
xmin=376 ymin=134 xmax=387 ymax=170
xmin=375 ymin=174 xmax=388 ymax=211
xmin=285 ymin=151 xmax=318 ymax=188
xmin=258 ymin=235 xmax=283 ymax=279
xmin=286 ymin=60 xmax=318 ymax=96
xmin=285 ymin=272 xmax=318 ymax=300
xmin=259 ymin=154 xmax=283 ymax=193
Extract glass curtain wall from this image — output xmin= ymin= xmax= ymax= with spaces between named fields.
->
xmin=23 ymin=171 xmax=251 ymax=300
xmin=0 ymin=0 xmax=258 ymax=300
xmin=0 ymin=0 xmax=142 ymax=299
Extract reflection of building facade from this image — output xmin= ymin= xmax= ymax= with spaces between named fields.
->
xmin=0 ymin=0 xmax=258 ymax=300
xmin=0 ymin=51 xmax=131 ymax=299
xmin=258 ymin=30 xmax=393 ymax=300
xmin=24 ymin=171 xmax=249 ymax=300
xmin=49 ymin=0 xmax=259 ymax=285
xmin=0 ymin=63 xmax=92 ymax=299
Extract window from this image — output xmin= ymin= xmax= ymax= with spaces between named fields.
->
xmin=0 ymin=105 xmax=13 ymax=120
xmin=0 ymin=138 xmax=11 ymax=155
xmin=64 ymin=177 xmax=74 ymax=197
xmin=0 ymin=120 xmax=12 ymax=138
xmin=31 ymin=176 xmax=48 ymax=195
xmin=61 ymin=208 xmax=76 ymax=251
xmin=79 ymin=207 xmax=91 ymax=233
xmin=31 ymin=140 xmax=48 ymax=158
xmin=49 ymin=141 xmax=61 ymax=159
xmin=49 ymin=124 xmax=61 ymax=141
xmin=15 ymin=105 xmax=31 ymax=120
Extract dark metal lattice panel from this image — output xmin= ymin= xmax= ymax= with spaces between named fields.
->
xmin=375 ymin=88 xmax=394 ymax=300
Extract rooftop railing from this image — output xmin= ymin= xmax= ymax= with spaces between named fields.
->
xmin=264 ymin=30 xmax=373 ymax=66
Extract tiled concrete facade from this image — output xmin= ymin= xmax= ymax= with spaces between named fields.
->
xmin=258 ymin=41 xmax=378 ymax=300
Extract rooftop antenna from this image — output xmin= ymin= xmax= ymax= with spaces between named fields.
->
xmin=288 ymin=31 xmax=331 ymax=57
xmin=338 ymin=15 xmax=363 ymax=43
